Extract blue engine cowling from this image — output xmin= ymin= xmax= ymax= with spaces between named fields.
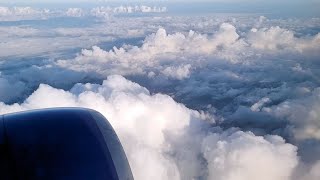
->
xmin=0 ymin=108 xmax=134 ymax=180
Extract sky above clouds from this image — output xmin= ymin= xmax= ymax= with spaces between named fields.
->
xmin=0 ymin=1 xmax=320 ymax=180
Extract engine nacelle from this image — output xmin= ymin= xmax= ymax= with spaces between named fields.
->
xmin=0 ymin=108 xmax=133 ymax=180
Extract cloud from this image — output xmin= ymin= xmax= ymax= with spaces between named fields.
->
xmin=56 ymin=24 xmax=245 ymax=78
xmin=0 ymin=75 xmax=300 ymax=180
xmin=0 ymin=5 xmax=167 ymax=21
xmin=91 ymin=5 xmax=166 ymax=16
xmin=56 ymin=23 xmax=320 ymax=84
xmin=0 ymin=77 xmax=26 ymax=103
xmin=248 ymin=26 xmax=320 ymax=55
xmin=267 ymin=88 xmax=320 ymax=141
xmin=0 ymin=12 xmax=320 ymax=179
xmin=301 ymin=160 xmax=320 ymax=180
xmin=161 ymin=64 xmax=192 ymax=80
xmin=65 ymin=8 xmax=84 ymax=17
xmin=0 ymin=6 xmax=39 ymax=16
xmin=203 ymin=131 xmax=298 ymax=180
xmin=0 ymin=6 xmax=50 ymax=21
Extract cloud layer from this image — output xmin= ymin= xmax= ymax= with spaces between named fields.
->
xmin=0 ymin=75 xmax=300 ymax=180
xmin=0 ymin=9 xmax=320 ymax=180
xmin=0 ymin=5 xmax=167 ymax=21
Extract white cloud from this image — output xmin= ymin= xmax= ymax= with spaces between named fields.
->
xmin=91 ymin=6 xmax=167 ymax=18
xmin=0 ymin=6 xmax=38 ymax=16
xmin=161 ymin=64 xmax=191 ymax=80
xmin=248 ymin=26 xmax=295 ymax=50
xmin=248 ymin=26 xmax=320 ymax=54
xmin=65 ymin=8 xmax=84 ymax=17
xmin=0 ymin=6 xmax=50 ymax=21
xmin=56 ymin=24 xmax=245 ymax=77
xmin=0 ymin=5 xmax=167 ymax=21
xmin=56 ymin=23 xmax=320 ymax=82
xmin=0 ymin=75 xmax=299 ymax=180
xmin=268 ymin=88 xmax=320 ymax=141
xmin=203 ymin=131 xmax=298 ymax=180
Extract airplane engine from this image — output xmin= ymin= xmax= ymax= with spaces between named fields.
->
xmin=0 ymin=108 xmax=134 ymax=180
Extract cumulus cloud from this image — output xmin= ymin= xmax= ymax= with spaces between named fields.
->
xmin=202 ymin=131 xmax=298 ymax=180
xmin=65 ymin=8 xmax=84 ymax=17
xmin=56 ymin=24 xmax=246 ymax=78
xmin=56 ymin=23 xmax=320 ymax=83
xmin=248 ymin=26 xmax=295 ymax=50
xmin=0 ymin=6 xmax=50 ymax=21
xmin=248 ymin=26 xmax=320 ymax=55
xmin=0 ymin=75 xmax=300 ymax=180
xmin=0 ymin=6 xmax=40 ymax=16
xmin=267 ymin=88 xmax=320 ymax=141
xmin=161 ymin=64 xmax=192 ymax=80
xmin=91 ymin=5 xmax=166 ymax=17
xmin=87 ymin=5 xmax=167 ymax=18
